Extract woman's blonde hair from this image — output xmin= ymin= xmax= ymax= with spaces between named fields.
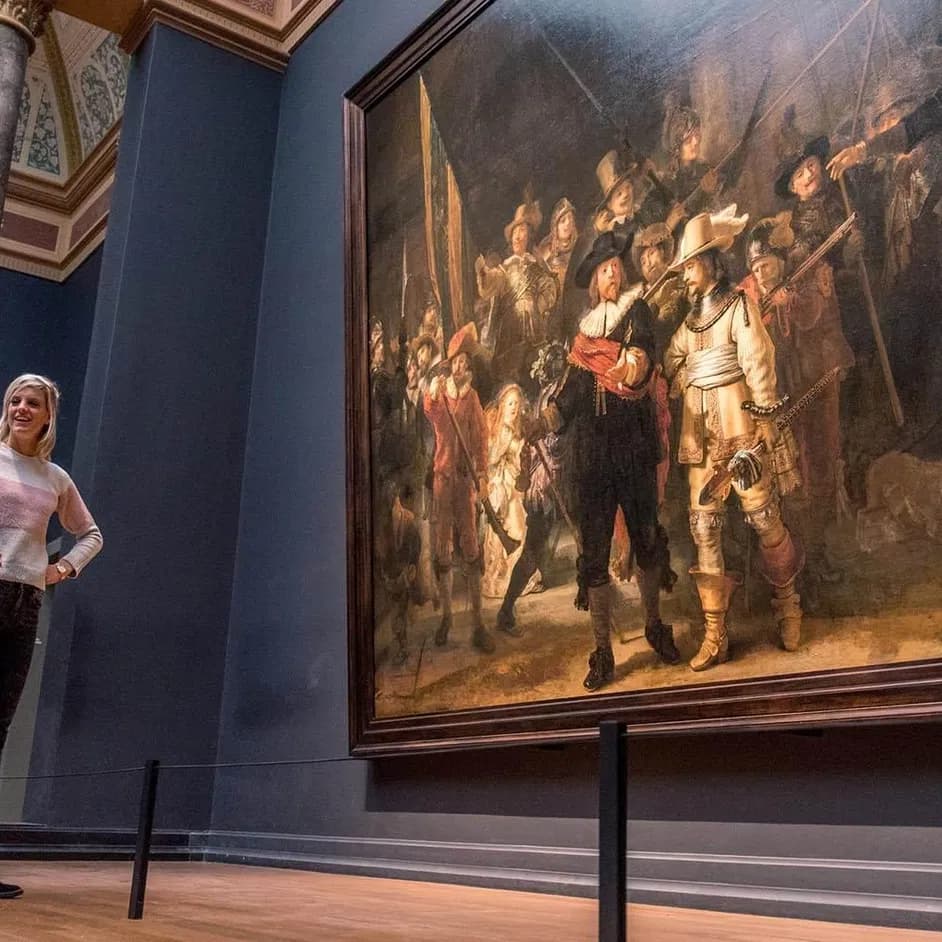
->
xmin=485 ymin=383 xmax=526 ymax=441
xmin=0 ymin=373 xmax=60 ymax=460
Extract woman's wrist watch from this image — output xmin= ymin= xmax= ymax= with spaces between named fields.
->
xmin=55 ymin=561 xmax=73 ymax=580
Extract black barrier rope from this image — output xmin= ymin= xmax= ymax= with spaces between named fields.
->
xmin=160 ymin=756 xmax=349 ymax=770
xmin=0 ymin=729 xmax=630 ymax=941
xmin=0 ymin=766 xmax=144 ymax=781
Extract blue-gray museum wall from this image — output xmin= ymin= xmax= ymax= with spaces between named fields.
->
xmin=208 ymin=2 xmax=942 ymax=928
xmin=0 ymin=248 xmax=101 ymax=471
xmin=24 ymin=25 xmax=281 ymax=830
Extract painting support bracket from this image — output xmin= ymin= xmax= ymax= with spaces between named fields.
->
xmin=598 ymin=721 xmax=627 ymax=942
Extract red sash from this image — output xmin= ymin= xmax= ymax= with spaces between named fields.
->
xmin=568 ymin=333 xmax=650 ymax=400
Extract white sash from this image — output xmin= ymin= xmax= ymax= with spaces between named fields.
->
xmin=686 ymin=343 xmax=743 ymax=390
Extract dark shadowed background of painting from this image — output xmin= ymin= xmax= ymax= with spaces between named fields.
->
xmin=364 ymin=0 xmax=942 ymax=718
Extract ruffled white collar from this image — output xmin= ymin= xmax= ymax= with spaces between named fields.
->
xmin=578 ymin=283 xmax=643 ymax=338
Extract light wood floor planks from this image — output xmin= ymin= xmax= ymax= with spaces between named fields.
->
xmin=0 ymin=862 xmax=936 ymax=941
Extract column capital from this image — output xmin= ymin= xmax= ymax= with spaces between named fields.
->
xmin=0 ymin=0 xmax=54 ymax=52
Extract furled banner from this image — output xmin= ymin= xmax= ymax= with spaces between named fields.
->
xmin=419 ymin=73 xmax=472 ymax=335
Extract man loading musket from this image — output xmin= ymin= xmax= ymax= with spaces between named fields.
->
xmin=526 ymin=230 xmax=678 ymax=692
xmin=663 ymin=206 xmax=804 ymax=668
xmin=772 ymin=133 xmax=859 ymax=582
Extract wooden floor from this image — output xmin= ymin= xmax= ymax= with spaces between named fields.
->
xmin=0 ymin=862 xmax=936 ymax=941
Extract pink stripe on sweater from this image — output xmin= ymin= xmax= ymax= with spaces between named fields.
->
xmin=0 ymin=476 xmax=57 ymax=531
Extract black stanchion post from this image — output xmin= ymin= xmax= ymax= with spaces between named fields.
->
xmin=598 ymin=721 xmax=627 ymax=942
xmin=128 ymin=759 xmax=160 ymax=920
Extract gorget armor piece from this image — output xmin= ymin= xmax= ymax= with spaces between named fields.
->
xmin=685 ymin=286 xmax=742 ymax=333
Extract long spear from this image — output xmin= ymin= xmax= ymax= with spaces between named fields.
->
xmin=751 ymin=0 xmax=878 ymax=134
xmin=835 ymin=0 xmax=905 ymax=427
xmin=679 ymin=68 xmax=772 ymax=209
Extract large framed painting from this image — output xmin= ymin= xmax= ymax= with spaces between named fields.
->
xmin=345 ymin=0 xmax=942 ymax=755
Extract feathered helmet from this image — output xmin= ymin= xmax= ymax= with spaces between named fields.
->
xmin=504 ymin=185 xmax=543 ymax=246
xmin=661 ymin=90 xmax=702 ymax=158
xmin=670 ymin=204 xmax=749 ymax=270
xmin=746 ymin=213 xmax=794 ymax=267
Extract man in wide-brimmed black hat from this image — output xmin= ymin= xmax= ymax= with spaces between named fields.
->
xmin=774 ymin=135 xmax=831 ymax=202
xmin=774 ymin=128 xmax=861 ymax=268
xmin=774 ymin=126 xmax=858 ymax=587
xmin=527 ymin=230 xmax=678 ymax=692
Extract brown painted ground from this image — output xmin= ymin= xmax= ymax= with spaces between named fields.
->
xmin=0 ymin=862 xmax=937 ymax=941
xmin=376 ymin=526 xmax=942 ymax=718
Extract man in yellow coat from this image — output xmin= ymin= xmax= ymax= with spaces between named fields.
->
xmin=664 ymin=207 xmax=804 ymax=669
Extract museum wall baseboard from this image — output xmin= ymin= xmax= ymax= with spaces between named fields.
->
xmin=188 ymin=823 xmax=942 ymax=932
xmin=1 ymin=823 xmax=939 ymax=931
xmin=0 ymin=824 xmax=190 ymax=860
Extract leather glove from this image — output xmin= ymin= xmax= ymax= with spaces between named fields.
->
xmin=755 ymin=419 xmax=779 ymax=454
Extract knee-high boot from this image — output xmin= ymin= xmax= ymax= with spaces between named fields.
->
xmin=689 ymin=568 xmax=741 ymax=671
xmin=756 ymin=529 xmax=805 ymax=652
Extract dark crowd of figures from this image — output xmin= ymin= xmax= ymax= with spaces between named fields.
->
xmin=368 ymin=78 xmax=942 ymax=688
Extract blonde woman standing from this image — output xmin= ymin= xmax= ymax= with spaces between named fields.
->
xmin=0 ymin=374 xmax=102 ymax=900
xmin=481 ymin=384 xmax=530 ymax=599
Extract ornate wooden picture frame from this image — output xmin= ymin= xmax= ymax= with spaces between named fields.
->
xmin=346 ymin=0 xmax=942 ymax=755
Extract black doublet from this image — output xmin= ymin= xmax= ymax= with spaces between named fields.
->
xmin=550 ymin=301 xmax=663 ymax=587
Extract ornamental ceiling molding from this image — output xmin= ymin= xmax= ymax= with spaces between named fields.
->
xmin=0 ymin=0 xmax=341 ymax=279
xmin=0 ymin=122 xmax=118 ymax=281
xmin=121 ymin=0 xmax=344 ymax=72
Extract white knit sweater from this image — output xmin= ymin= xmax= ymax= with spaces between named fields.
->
xmin=0 ymin=443 xmax=102 ymax=589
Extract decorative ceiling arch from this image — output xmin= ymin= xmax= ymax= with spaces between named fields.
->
xmin=0 ymin=0 xmax=343 ymax=280
xmin=1 ymin=11 xmax=126 ymax=281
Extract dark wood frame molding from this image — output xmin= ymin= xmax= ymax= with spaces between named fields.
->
xmin=344 ymin=0 xmax=942 ymax=757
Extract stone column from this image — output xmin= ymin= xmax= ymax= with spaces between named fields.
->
xmin=0 ymin=0 xmax=53 ymax=213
